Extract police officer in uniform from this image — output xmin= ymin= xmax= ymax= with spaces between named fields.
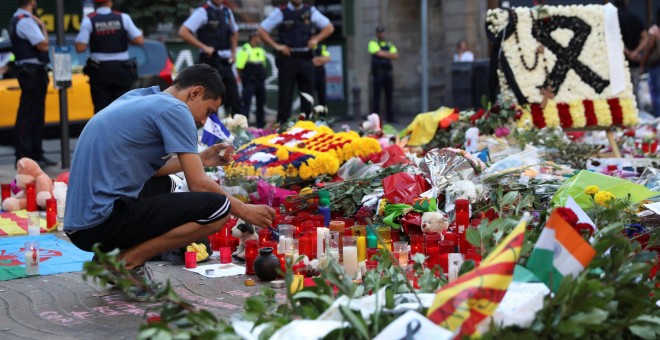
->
xmin=9 ymin=0 xmax=56 ymax=167
xmin=179 ymin=0 xmax=242 ymax=116
xmin=313 ymin=44 xmax=330 ymax=107
xmin=236 ymin=32 xmax=267 ymax=127
xmin=258 ymin=0 xmax=334 ymax=123
xmin=369 ymin=25 xmax=399 ymax=123
xmin=75 ymin=0 xmax=143 ymax=114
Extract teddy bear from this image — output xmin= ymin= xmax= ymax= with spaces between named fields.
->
xmin=421 ymin=211 xmax=449 ymax=234
xmin=231 ymin=218 xmax=258 ymax=260
xmin=2 ymin=158 xmax=54 ymax=212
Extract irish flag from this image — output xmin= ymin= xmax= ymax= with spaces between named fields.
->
xmin=526 ymin=209 xmax=596 ymax=292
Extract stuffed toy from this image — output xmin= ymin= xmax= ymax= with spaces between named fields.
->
xmin=421 ymin=211 xmax=449 ymax=234
xmin=231 ymin=218 xmax=258 ymax=260
xmin=2 ymin=158 xmax=53 ymax=212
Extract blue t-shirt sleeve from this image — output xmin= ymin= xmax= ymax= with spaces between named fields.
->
xmin=155 ymin=103 xmax=199 ymax=154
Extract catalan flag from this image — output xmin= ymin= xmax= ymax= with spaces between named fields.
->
xmin=526 ymin=209 xmax=596 ymax=292
xmin=426 ymin=213 xmax=529 ymax=338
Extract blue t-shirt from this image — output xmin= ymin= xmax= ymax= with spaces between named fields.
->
xmin=64 ymin=86 xmax=198 ymax=231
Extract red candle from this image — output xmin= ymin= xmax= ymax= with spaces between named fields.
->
xmin=410 ymin=234 xmax=424 ymax=257
xmin=425 ymin=232 xmax=440 ymax=267
xmin=299 ymin=232 xmax=314 ymax=258
xmin=442 ymin=232 xmax=458 ymax=253
xmin=26 ymin=183 xmax=37 ymax=212
xmin=366 ymin=247 xmax=379 ymax=261
xmin=244 ymin=240 xmax=258 ymax=275
xmin=390 ymin=228 xmax=400 ymax=243
xmin=1 ymin=183 xmax=10 ymax=203
xmin=46 ymin=198 xmax=57 ymax=229
xmin=258 ymin=228 xmax=271 ymax=245
xmin=455 ymin=199 xmax=470 ymax=234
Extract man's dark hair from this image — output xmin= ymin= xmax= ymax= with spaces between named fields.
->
xmin=612 ymin=0 xmax=626 ymax=9
xmin=17 ymin=0 xmax=32 ymax=8
xmin=172 ymin=64 xmax=226 ymax=101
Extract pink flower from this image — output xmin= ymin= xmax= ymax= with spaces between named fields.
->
xmin=494 ymin=127 xmax=510 ymax=138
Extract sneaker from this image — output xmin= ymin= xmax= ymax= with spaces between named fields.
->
xmin=35 ymin=156 xmax=58 ymax=168
xmin=123 ymin=265 xmax=163 ymax=302
xmin=91 ymin=254 xmax=118 ymax=285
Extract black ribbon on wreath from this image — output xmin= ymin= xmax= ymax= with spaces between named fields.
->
xmin=486 ymin=9 xmax=529 ymax=105
xmin=532 ymin=15 xmax=609 ymax=95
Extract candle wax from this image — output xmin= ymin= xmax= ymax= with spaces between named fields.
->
xmin=342 ymin=246 xmax=359 ymax=279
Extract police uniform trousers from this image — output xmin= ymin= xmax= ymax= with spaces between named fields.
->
xmin=371 ymin=65 xmax=394 ymax=121
xmin=198 ymin=54 xmax=242 ymax=116
xmin=275 ymin=53 xmax=314 ymax=123
xmin=314 ymin=66 xmax=326 ymax=107
xmin=241 ymin=73 xmax=266 ymax=128
xmin=14 ymin=64 xmax=49 ymax=161
xmin=87 ymin=60 xmax=134 ymax=114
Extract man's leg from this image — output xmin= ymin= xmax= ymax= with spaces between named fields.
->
xmin=241 ymin=77 xmax=256 ymax=118
xmin=315 ymin=70 xmax=327 ymax=107
xmin=29 ymin=68 xmax=49 ymax=161
xmin=88 ymin=67 xmax=114 ymax=114
xmin=277 ymin=56 xmax=295 ymax=123
xmin=255 ymin=81 xmax=266 ymax=128
xmin=297 ymin=58 xmax=315 ymax=115
xmin=372 ymin=72 xmax=383 ymax=115
xmin=384 ymin=71 xmax=395 ymax=122
xmin=219 ymin=63 xmax=242 ymax=116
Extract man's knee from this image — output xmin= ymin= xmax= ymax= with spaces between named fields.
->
xmin=207 ymin=215 xmax=231 ymax=234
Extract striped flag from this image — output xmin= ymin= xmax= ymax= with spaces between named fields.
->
xmin=201 ymin=113 xmax=232 ymax=146
xmin=426 ymin=213 xmax=530 ymax=337
xmin=526 ymin=209 xmax=596 ymax=292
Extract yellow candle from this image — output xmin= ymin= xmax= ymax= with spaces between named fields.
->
xmin=357 ymin=236 xmax=366 ymax=261
xmin=289 ymin=274 xmax=304 ymax=294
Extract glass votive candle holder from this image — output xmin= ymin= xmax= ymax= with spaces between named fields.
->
xmin=393 ymin=241 xmax=409 ymax=267
xmin=442 ymin=232 xmax=458 ymax=252
xmin=409 ymin=234 xmax=425 ymax=257
xmin=377 ymin=226 xmax=392 ymax=250
xmin=342 ymin=236 xmax=359 ymax=279
xmin=366 ymin=247 xmax=379 ymax=261
xmin=390 ymin=228 xmax=401 ymax=243
xmin=46 ymin=198 xmax=57 ymax=230
xmin=24 ymin=241 xmax=39 ymax=276
xmin=185 ymin=251 xmax=197 ymax=269
xmin=438 ymin=240 xmax=455 ymax=254
xmin=326 ymin=231 xmax=339 ymax=261
xmin=219 ymin=246 xmax=232 ymax=264
xmin=1 ymin=183 xmax=10 ymax=203
xmin=278 ymin=224 xmax=294 ymax=239
xmin=244 ymin=239 xmax=259 ymax=275
xmin=258 ymin=228 xmax=271 ymax=245
xmin=285 ymin=238 xmax=299 ymax=261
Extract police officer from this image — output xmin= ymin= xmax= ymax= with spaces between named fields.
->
xmin=313 ymin=44 xmax=330 ymax=107
xmin=75 ymin=0 xmax=144 ymax=114
xmin=369 ymin=25 xmax=399 ymax=123
xmin=258 ymin=0 xmax=334 ymax=123
xmin=9 ymin=0 xmax=56 ymax=167
xmin=236 ymin=32 xmax=267 ymax=128
xmin=179 ymin=0 xmax=242 ymax=116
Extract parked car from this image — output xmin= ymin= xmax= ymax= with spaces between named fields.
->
xmin=0 ymin=36 xmax=175 ymax=141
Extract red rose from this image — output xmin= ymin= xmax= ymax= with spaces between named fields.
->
xmin=554 ymin=207 xmax=579 ymax=227
xmin=574 ymin=223 xmax=594 ymax=238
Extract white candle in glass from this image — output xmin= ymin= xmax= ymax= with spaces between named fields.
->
xmin=317 ymin=227 xmax=328 ymax=260
xmin=27 ymin=211 xmax=40 ymax=236
xmin=24 ymin=245 xmax=39 ymax=276
xmin=342 ymin=246 xmax=359 ymax=279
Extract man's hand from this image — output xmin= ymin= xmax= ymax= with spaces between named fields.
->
xmin=203 ymin=46 xmax=215 ymax=57
xmin=240 ymin=204 xmax=277 ymax=228
xmin=277 ymin=44 xmax=291 ymax=57
xmin=200 ymin=142 xmax=234 ymax=167
xmin=307 ymin=37 xmax=319 ymax=50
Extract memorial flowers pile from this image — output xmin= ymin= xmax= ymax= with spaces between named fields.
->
xmin=225 ymin=121 xmax=382 ymax=181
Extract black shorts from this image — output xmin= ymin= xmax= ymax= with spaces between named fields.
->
xmin=67 ymin=176 xmax=231 ymax=252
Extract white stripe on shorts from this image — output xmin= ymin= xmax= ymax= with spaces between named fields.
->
xmin=196 ymin=199 xmax=230 ymax=224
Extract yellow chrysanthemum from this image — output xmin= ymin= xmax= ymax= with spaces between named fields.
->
xmin=275 ymin=148 xmax=289 ymax=161
xmin=569 ymin=100 xmax=586 ymax=128
xmin=516 ymin=107 xmax=534 ymax=129
xmin=285 ymin=165 xmax=298 ymax=178
xmin=317 ymin=125 xmax=334 ymax=135
xmin=594 ymin=191 xmax=615 ymax=206
xmin=298 ymin=163 xmax=313 ymax=180
xmin=584 ymin=185 xmax=599 ymax=196
xmin=593 ymin=99 xmax=612 ymax=127
xmin=620 ymin=98 xmax=638 ymax=126
xmin=543 ymin=100 xmax=560 ymax=127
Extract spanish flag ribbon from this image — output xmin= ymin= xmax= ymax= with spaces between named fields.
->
xmin=426 ymin=213 xmax=529 ymax=338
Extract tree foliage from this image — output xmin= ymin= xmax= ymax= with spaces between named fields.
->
xmin=114 ymin=0 xmax=201 ymax=36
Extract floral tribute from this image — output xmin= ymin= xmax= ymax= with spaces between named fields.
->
xmin=225 ymin=121 xmax=382 ymax=180
xmin=486 ymin=5 xmax=638 ymax=129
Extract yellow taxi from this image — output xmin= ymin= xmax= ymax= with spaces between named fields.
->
xmin=0 ymin=36 xmax=174 ymax=137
